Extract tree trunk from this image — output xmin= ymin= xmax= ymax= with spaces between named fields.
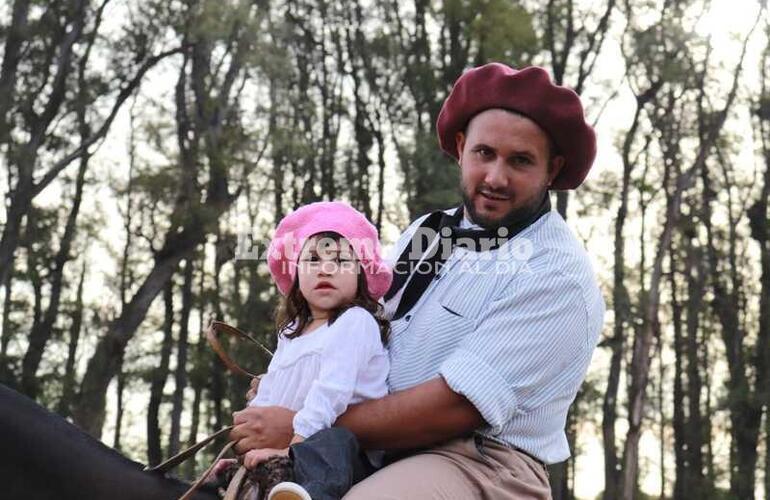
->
xmin=622 ymin=209 xmax=668 ymax=499
xmin=670 ymin=239 xmax=686 ymax=500
xmin=73 ymin=198 xmax=233 ymax=435
xmin=147 ymin=280 xmax=175 ymax=466
xmin=703 ymin=160 xmax=762 ymax=500
xmin=168 ymin=258 xmax=194 ymax=457
xmin=623 ymin=138 xmax=698 ymax=499
xmin=268 ymin=77 xmax=285 ymax=221
xmin=0 ymin=0 xmax=88 ymax=286
xmin=21 ymin=125 xmax=90 ymax=398
xmin=684 ymin=228 xmax=707 ymax=496
xmin=752 ymin=42 xmax=770 ymax=500
xmin=210 ymin=231 xmax=226 ymax=432
xmin=113 ymin=364 xmax=125 ymax=451
xmin=58 ymin=261 xmax=86 ymax=418
xmin=549 ymin=461 xmax=568 ymax=500
xmin=112 ymin=93 xmax=136 ymax=451
xmin=24 ymin=208 xmax=44 ymax=381
xmin=0 ymin=260 xmax=13 ymax=361
xmin=0 ymin=0 xmax=30 ymax=144
xmin=658 ymin=325 xmax=667 ymax=500
xmin=347 ymin=27 xmax=373 ymax=217
xmin=703 ymin=320 xmax=716 ymax=487
xmin=556 ymin=192 xmax=568 ymax=220
xmin=765 ymin=412 xmax=770 ymax=498
xmin=184 ymin=255 xmax=207 ymax=478
xmin=603 ymin=94 xmax=653 ymax=500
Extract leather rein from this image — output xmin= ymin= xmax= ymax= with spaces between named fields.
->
xmin=145 ymin=320 xmax=273 ymax=500
xmin=204 ymin=320 xmax=274 ymax=378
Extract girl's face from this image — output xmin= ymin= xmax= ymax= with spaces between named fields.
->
xmin=297 ymin=235 xmax=359 ymax=319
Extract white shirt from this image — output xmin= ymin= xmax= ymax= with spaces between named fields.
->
xmin=383 ymin=207 xmax=605 ymax=464
xmin=249 ymin=306 xmax=389 ymax=439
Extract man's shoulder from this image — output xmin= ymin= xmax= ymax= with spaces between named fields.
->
xmin=531 ymin=212 xmax=590 ymax=259
xmin=518 ymin=212 xmax=600 ymax=287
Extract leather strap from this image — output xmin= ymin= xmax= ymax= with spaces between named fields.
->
xmin=145 ymin=425 xmax=234 ymax=473
xmin=205 ymin=320 xmax=273 ymax=378
xmin=223 ymin=465 xmax=250 ymax=500
xmin=142 ymin=320 xmax=273 ymax=500
xmin=179 ymin=440 xmax=237 ymax=500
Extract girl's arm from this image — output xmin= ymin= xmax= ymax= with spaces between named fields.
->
xmin=233 ymin=309 xmax=376 ymax=457
xmin=291 ymin=308 xmax=378 ymax=438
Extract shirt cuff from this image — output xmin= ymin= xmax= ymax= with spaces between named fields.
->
xmin=439 ymin=348 xmax=520 ymax=435
xmin=292 ymin=412 xmax=318 ymax=439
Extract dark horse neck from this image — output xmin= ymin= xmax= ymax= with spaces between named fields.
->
xmin=0 ymin=384 xmax=218 ymax=500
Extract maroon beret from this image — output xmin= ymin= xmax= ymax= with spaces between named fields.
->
xmin=436 ymin=63 xmax=597 ymax=190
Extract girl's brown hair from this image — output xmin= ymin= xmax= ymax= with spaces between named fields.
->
xmin=274 ymin=232 xmax=390 ymax=344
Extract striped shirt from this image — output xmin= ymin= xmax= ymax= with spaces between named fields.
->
xmin=383 ymin=207 xmax=605 ymax=464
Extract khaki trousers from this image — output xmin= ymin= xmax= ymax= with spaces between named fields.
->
xmin=343 ymin=435 xmax=552 ymax=500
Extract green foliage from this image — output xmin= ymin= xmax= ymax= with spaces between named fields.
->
xmin=131 ymin=168 xmax=181 ymax=204
xmin=408 ymin=129 xmax=462 ymax=215
xmin=470 ymin=0 xmax=538 ymax=64
xmin=624 ymin=5 xmax=703 ymax=90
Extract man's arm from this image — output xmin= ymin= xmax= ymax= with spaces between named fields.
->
xmin=335 ymin=376 xmax=484 ymax=450
xmin=229 ymin=376 xmax=484 ymax=454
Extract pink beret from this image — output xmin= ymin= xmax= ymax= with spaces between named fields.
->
xmin=436 ymin=63 xmax=597 ymax=190
xmin=267 ymin=201 xmax=393 ymax=299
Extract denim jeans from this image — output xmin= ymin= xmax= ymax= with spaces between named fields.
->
xmin=289 ymin=427 xmax=377 ymax=500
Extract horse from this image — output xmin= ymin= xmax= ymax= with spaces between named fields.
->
xmin=0 ymin=384 xmax=219 ymax=500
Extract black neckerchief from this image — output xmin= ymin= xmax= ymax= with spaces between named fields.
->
xmin=385 ymin=194 xmax=552 ymax=321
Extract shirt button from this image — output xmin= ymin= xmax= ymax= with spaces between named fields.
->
xmin=405 ymin=315 xmax=411 ymax=321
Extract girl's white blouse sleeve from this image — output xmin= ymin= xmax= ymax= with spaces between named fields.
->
xmin=292 ymin=308 xmax=383 ymax=438
xmin=251 ymin=334 xmax=286 ymax=405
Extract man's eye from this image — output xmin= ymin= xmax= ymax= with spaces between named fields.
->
xmin=476 ymin=148 xmax=493 ymax=158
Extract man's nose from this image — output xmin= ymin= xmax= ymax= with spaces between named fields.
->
xmin=484 ymin=161 xmax=508 ymax=189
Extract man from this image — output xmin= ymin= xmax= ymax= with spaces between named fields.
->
xmin=231 ymin=63 xmax=604 ymax=499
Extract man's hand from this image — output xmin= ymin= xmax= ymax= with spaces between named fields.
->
xmin=245 ymin=375 xmax=263 ymax=402
xmin=230 ymin=406 xmax=296 ymax=454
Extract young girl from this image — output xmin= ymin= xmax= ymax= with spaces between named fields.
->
xmin=220 ymin=201 xmax=392 ymax=500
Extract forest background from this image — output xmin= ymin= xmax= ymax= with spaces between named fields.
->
xmin=1 ymin=0 xmax=769 ymax=498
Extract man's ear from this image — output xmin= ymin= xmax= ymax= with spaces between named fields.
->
xmin=548 ymin=156 xmax=565 ymax=186
xmin=455 ymin=131 xmax=466 ymax=164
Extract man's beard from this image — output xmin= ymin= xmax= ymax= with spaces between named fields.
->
xmin=461 ymin=182 xmax=549 ymax=230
